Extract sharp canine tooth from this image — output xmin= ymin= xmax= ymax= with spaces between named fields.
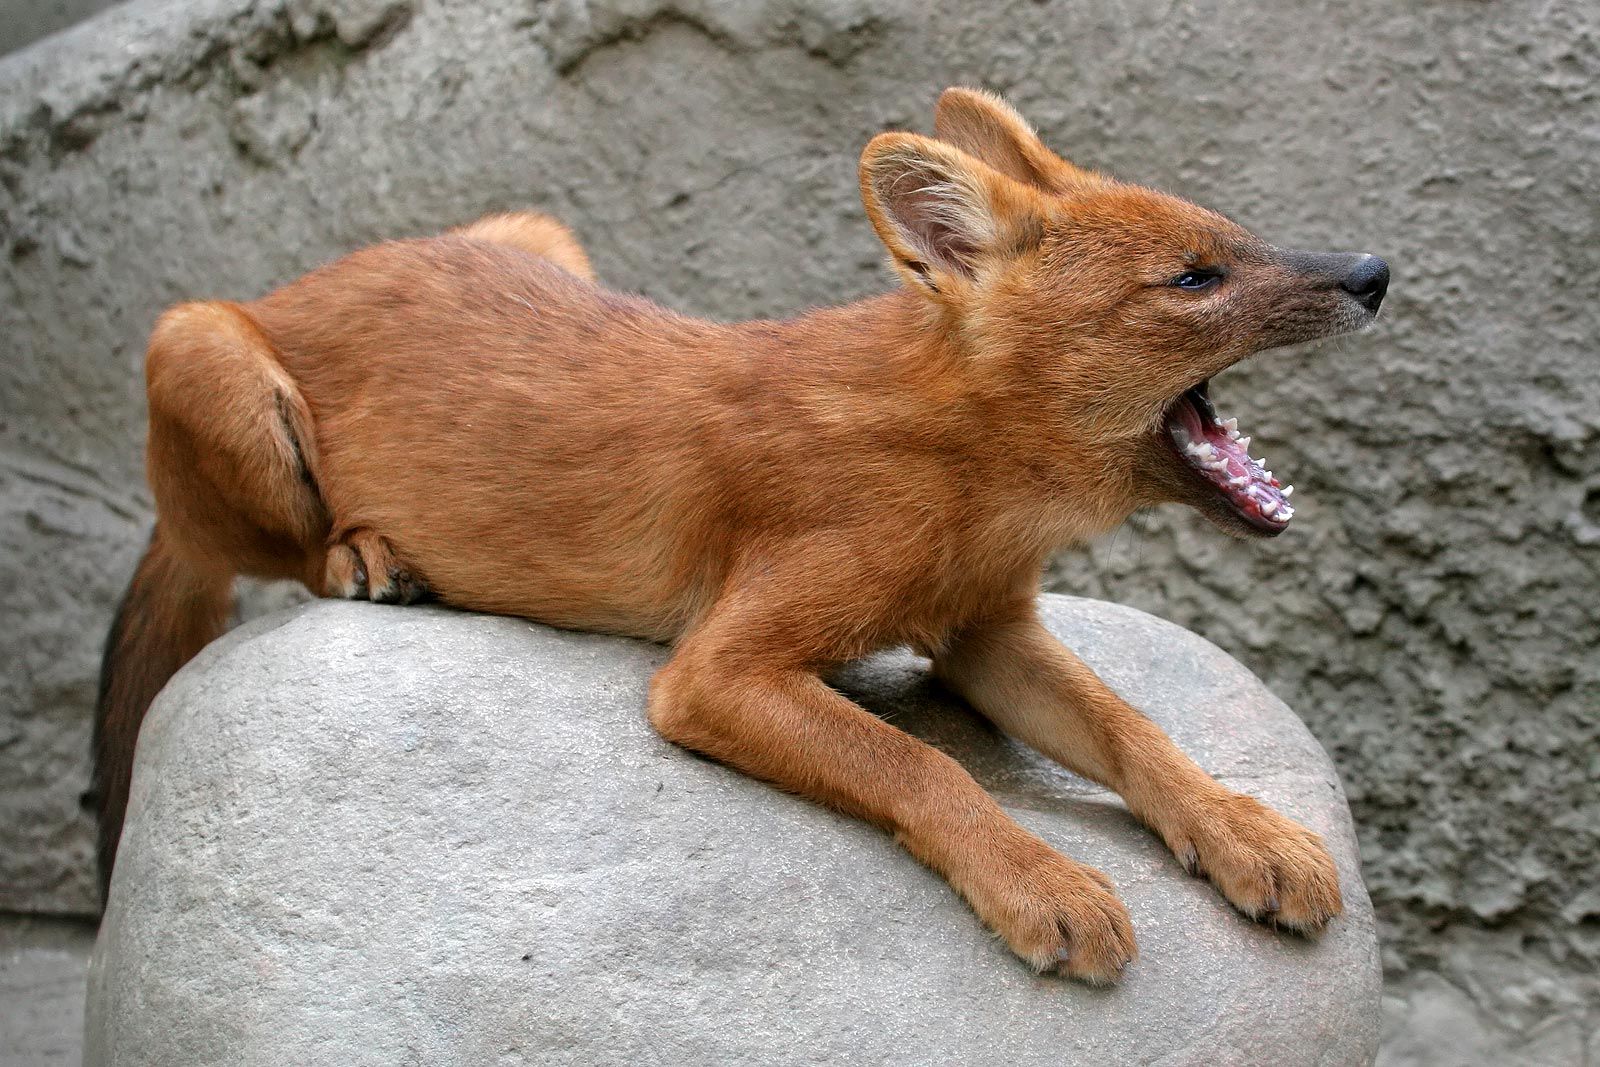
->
xmin=1239 ymin=436 xmax=1251 ymax=449
xmin=1283 ymin=485 xmax=1294 ymax=497
xmin=1223 ymin=418 xmax=1237 ymax=433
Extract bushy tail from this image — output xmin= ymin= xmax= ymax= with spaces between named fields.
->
xmin=93 ymin=525 xmax=233 ymax=903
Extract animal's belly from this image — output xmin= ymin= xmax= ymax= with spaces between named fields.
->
xmin=316 ymin=429 xmax=709 ymax=643
xmin=410 ymin=531 xmax=698 ymax=644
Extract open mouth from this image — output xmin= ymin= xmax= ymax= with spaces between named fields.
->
xmin=1164 ymin=381 xmax=1294 ymax=533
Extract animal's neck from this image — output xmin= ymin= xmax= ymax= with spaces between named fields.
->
xmin=747 ymin=287 xmax=1142 ymax=554
xmin=758 ymin=288 xmax=959 ymax=381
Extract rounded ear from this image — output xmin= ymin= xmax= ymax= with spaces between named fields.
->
xmin=858 ymin=132 xmax=1044 ymax=296
xmin=933 ymin=87 xmax=1090 ymax=194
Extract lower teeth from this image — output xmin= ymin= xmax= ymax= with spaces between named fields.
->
xmin=1177 ymin=402 xmax=1295 ymax=524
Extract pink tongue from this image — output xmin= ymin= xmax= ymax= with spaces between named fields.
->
xmin=1178 ymin=400 xmax=1291 ymax=524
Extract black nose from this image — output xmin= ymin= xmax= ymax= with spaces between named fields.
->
xmin=1340 ymin=254 xmax=1389 ymax=313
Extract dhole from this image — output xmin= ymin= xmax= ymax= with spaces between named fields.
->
xmin=97 ymin=88 xmax=1388 ymax=982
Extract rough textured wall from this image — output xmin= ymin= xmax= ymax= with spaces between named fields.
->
xmin=1 ymin=0 xmax=1595 ymax=1060
xmin=0 ymin=0 xmax=126 ymax=55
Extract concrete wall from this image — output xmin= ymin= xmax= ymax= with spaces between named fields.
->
xmin=1 ymin=0 xmax=1595 ymax=1059
xmin=0 ymin=0 xmax=125 ymax=55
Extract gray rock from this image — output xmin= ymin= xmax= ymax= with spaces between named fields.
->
xmin=86 ymin=595 xmax=1380 ymax=1066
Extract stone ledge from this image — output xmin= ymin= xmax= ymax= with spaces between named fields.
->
xmin=0 ymin=915 xmax=94 ymax=1067
xmin=87 ymin=594 xmax=1380 ymax=1064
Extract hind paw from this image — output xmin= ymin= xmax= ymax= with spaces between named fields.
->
xmin=323 ymin=530 xmax=431 ymax=605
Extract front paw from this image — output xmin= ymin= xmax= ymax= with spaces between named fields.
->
xmin=1164 ymin=789 xmax=1342 ymax=932
xmin=964 ymin=834 xmax=1138 ymax=984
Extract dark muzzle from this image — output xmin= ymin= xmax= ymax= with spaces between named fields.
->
xmin=1280 ymin=249 xmax=1390 ymax=313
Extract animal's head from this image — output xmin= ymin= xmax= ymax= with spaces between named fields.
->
xmin=859 ymin=88 xmax=1388 ymax=538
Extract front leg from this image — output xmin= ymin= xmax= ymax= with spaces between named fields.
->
xmin=934 ymin=602 xmax=1342 ymax=932
xmin=649 ymin=602 xmax=1137 ymax=983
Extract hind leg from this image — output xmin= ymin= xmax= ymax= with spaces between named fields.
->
xmin=324 ymin=528 xmax=431 ymax=605
xmin=145 ymin=300 xmax=329 ymax=585
xmin=150 ymin=302 xmax=432 ymax=607
xmin=449 ymin=211 xmax=595 ymax=282
xmin=102 ymin=301 xmax=335 ymax=896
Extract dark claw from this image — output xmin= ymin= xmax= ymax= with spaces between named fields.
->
xmin=349 ymin=560 xmax=369 ymax=600
xmin=379 ymin=566 xmax=432 ymax=606
xmin=1181 ymin=845 xmax=1202 ymax=877
xmin=372 ymin=567 xmax=402 ymax=604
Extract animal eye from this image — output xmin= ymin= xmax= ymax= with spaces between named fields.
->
xmin=1172 ymin=270 xmax=1221 ymax=290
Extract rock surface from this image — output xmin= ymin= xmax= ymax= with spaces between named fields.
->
xmin=4 ymin=0 xmax=1598 ymax=1056
xmin=87 ymin=596 xmax=1380 ymax=1066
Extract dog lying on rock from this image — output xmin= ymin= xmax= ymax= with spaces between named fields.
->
xmin=98 ymin=88 xmax=1387 ymax=982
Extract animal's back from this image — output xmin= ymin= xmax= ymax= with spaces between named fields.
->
xmin=248 ymin=236 xmax=740 ymax=638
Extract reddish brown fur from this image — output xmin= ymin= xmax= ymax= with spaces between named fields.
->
xmin=96 ymin=91 xmax=1373 ymax=980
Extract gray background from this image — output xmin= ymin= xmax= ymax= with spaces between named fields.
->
xmin=1 ymin=0 xmax=1596 ymax=1062
xmin=0 ymin=0 xmax=123 ymax=55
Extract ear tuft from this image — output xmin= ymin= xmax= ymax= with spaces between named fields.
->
xmin=859 ymin=133 xmax=1004 ymax=291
